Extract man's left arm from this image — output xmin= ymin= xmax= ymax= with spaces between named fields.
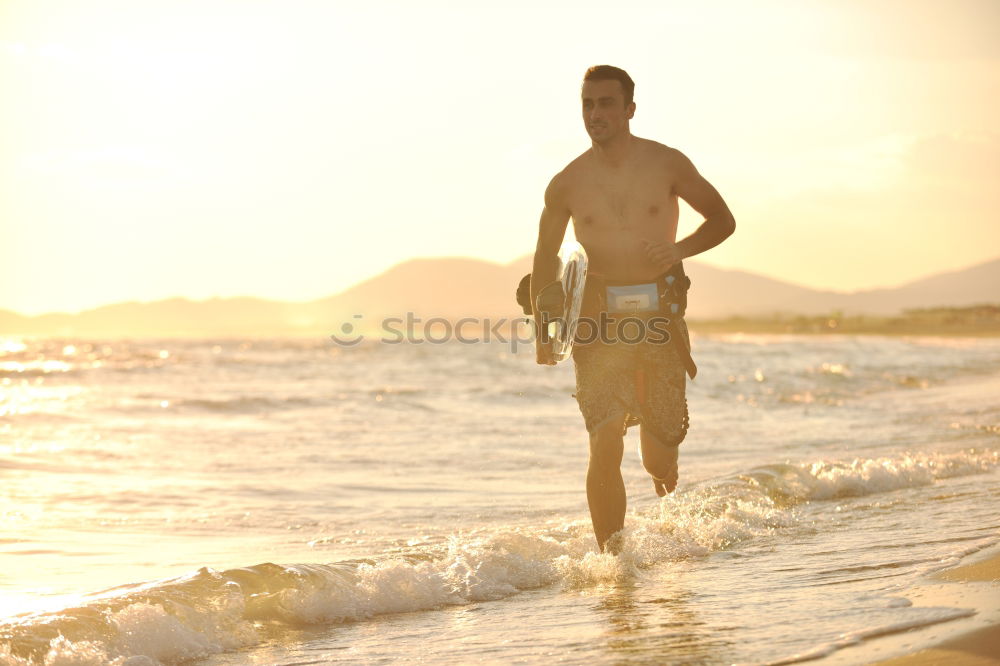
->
xmin=643 ymin=149 xmax=736 ymax=269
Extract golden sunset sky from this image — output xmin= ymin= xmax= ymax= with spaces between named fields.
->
xmin=2 ymin=0 xmax=998 ymax=316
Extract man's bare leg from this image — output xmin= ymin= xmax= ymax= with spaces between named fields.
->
xmin=587 ymin=417 xmax=626 ymax=552
xmin=639 ymin=425 xmax=679 ymax=497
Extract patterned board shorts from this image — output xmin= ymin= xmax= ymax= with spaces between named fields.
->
xmin=571 ymin=318 xmax=690 ymax=446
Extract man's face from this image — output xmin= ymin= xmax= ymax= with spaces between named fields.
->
xmin=581 ymin=79 xmax=635 ymax=143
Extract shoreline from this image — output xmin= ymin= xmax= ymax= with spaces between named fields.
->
xmin=691 ymin=305 xmax=1000 ymax=338
xmin=3 ymin=305 xmax=1000 ymax=340
xmin=693 ymin=326 xmax=1000 ymax=339
xmin=3 ymin=328 xmax=999 ymax=341
xmin=814 ymin=543 xmax=1000 ymax=665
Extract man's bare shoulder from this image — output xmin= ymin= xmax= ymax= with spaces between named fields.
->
xmin=561 ymin=149 xmax=594 ymax=180
xmin=639 ymin=138 xmax=687 ymax=165
xmin=546 ymin=150 xmax=592 ymax=198
xmin=545 ymin=164 xmax=575 ymax=209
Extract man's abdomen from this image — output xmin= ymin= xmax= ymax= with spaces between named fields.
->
xmin=574 ymin=224 xmax=677 ymax=283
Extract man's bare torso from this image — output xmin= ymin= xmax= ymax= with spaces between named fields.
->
xmin=560 ymin=137 xmax=680 ymax=282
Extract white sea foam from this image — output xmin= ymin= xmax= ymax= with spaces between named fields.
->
xmin=742 ymin=448 xmax=998 ymax=502
xmin=3 ymin=446 xmax=996 ymax=665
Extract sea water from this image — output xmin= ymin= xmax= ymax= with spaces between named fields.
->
xmin=1 ymin=333 xmax=998 ymax=665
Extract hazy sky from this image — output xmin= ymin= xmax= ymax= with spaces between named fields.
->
xmin=2 ymin=0 xmax=998 ymax=315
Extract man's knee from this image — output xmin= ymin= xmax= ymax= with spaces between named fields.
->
xmin=639 ymin=425 xmax=682 ymax=475
xmin=588 ymin=416 xmax=625 ymax=467
xmin=641 ymin=449 xmax=675 ymax=477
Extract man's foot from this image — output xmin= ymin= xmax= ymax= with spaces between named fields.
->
xmin=602 ymin=530 xmax=625 ymax=555
xmin=650 ymin=444 xmax=679 ymax=497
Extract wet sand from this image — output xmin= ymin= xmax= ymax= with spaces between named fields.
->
xmin=866 ymin=548 xmax=1000 ymax=665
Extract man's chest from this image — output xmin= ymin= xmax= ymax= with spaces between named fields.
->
xmin=568 ymin=171 xmax=677 ymax=231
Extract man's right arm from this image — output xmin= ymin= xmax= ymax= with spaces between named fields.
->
xmin=530 ymin=174 xmax=571 ymax=365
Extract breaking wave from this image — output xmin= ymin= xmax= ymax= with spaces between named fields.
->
xmin=1 ymin=447 xmax=996 ymax=665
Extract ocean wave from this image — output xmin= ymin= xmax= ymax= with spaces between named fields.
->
xmin=0 ymin=361 xmax=78 ymax=378
xmin=0 ymin=488 xmax=795 ymax=663
xmin=109 ymin=391 xmax=435 ymax=414
xmin=0 ymin=411 xmax=84 ymax=424
xmin=736 ymin=448 xmax=998 ymax=503
xmin=107 ymin=394 xmax=323 ymax=414
xmin=2 ymin=447 xmax=996 ymax=665
xmin=174 ymin=395 xmax=319 ymax=413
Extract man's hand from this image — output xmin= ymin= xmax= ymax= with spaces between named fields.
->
xmin=535 ymin=339 xmax=556 ymax=365
xmin=642 ymin=239 xmax=684 ymax=273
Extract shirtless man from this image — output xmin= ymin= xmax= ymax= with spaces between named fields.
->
xmin=530 ymin=65 xmax=735 ymax=552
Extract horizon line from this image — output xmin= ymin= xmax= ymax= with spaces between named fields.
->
xmin=2 ymin=253 xmax=998 ymax=319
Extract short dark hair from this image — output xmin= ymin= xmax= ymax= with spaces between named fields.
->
xmin=583 ymin=65 xmax=635 ymax=106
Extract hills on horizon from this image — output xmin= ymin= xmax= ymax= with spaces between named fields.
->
xmin=2 ymin=254 xmax=998 ymax=338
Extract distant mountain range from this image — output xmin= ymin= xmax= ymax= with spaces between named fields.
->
xmin=2 ymin=255 xmax=998 ymax=337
